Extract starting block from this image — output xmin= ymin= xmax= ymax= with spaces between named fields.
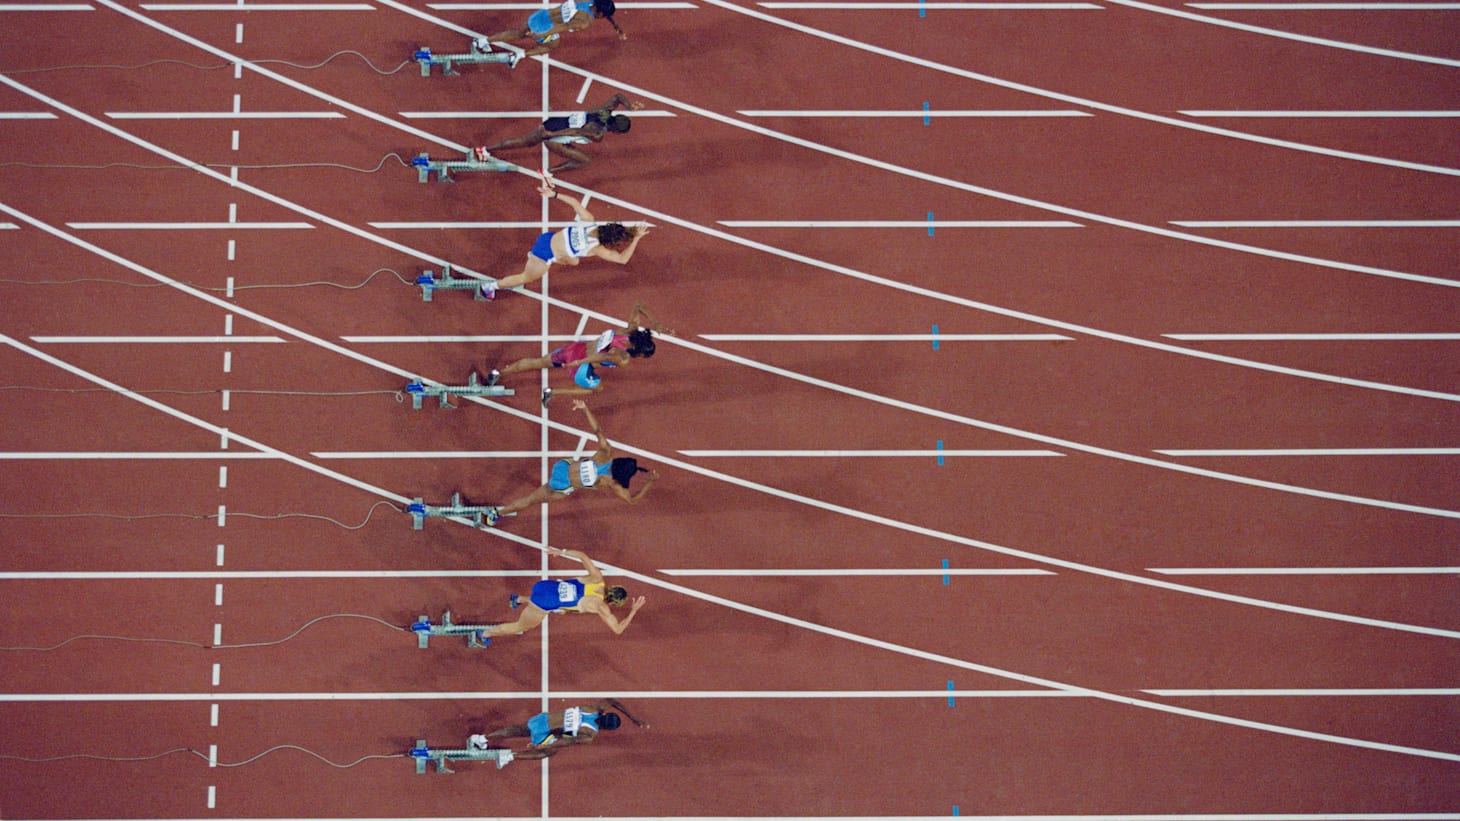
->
xmin=413 ymin=39 xmax=518 ymax=76
xmin=404 ymin=372 xmax=514 ymax=409
xmin=413 ymin=151 xmax=512 ymax=183
xmin=410 ymin=737 xmax=514 ymax=773
xmin=407 ymin=492 xmax=513 ymax=529
xmin=410 ymin=610 xmax=499 ymax=649
xmin=415 ymin=263 xmax=493 ymax=302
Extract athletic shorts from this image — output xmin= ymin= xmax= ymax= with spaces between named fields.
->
xmin=527 ymin=8 xmax=559 ymax=40
xmin=548 ymin=459 xmax=576 ymax=493
xmin=529 ymin=231 xmax=556 ymax=263
xmin=550 ymin=341 xmax=590 ymax=367
xmin=526 ymin=712 xmax=556 ymax=745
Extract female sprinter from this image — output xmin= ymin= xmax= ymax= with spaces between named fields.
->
xmin=483 ymin=399 xmax=658 ymax=526
xmin=486 ymin=0 xmax=625 ymax=58
xmin=478 ymin=185 xmax=650 ymax=299
xmin=481 ymin=546 xmax=645 ymax=639
xmin=484 ymin=301 xmax=671 ymax=405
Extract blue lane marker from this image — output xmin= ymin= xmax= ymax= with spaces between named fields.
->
xmin=919 ymin=0 xmax=925 ymax=15
xmin=927 ymin=210 xmax=935 ymax=235
xmin=936 ymin=439 xmax=944 ymax=464
xmin=953 ymin=808 xmax=961 ymax=817
xmin=942 ymin=558 xmax=950 ymax=584
xmin=932 ymin=325 xmax=940 ymax=349
xmin=947 ymin=680 xmax=956 ymax=707
xmin=922 ymin=100 xmax=930 ymax=124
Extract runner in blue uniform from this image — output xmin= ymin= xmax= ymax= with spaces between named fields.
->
xmin=486 ymin=0 xmax=625 ymax=57
xmin=480 ymin=184 xmax=650 ymax=299
xmin=480 ymin=546 xmax=647 ymax=638
xmin=481 ymin=698 xmax=649 ymax=759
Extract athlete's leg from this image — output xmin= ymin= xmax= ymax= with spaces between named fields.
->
xmin=497 ymin=354 xmax=554 ymax=378
xmin=487 ymin=26 xmax=531 ymax=42
xmin=496 ymin=483 xmax=566 ymax=516
xmin=496 ymin=254 xmax=552 ymax=290
xmin=487 ymin=126 xmax=549 ymax=152
xmin=546 ymin=142 xmax=593 ymax=173
xmin=485 ymin=724 xmax=531 ymax=739
xmin=484 ymin=604 xmax=548 ymax=637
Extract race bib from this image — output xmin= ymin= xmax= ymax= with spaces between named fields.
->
xmin=556 ymin=580 xmax=578 ymax=603
xmin=558 ymin=0 xmax=577 ymax=21
xmin=562 ymin=707 xmax=583 ymax=736
xmin=567 ymin=112 xmax=588 ymax=129
xmin=594 ymin=329 xmax=616 ymax=352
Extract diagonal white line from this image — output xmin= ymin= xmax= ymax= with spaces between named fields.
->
xmin=2 ymin=213 xmax=1456 ymax=765
xmin=36 ymin=2 xmax=1460 ymax=408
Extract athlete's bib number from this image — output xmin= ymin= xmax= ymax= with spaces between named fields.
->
xmin=556 ymin=581 xmax=578 ymax=603
xmin=562 ymin=707 xmax=583 ymax=736
xmin=559 ymin=0 xmax=578 ymax=22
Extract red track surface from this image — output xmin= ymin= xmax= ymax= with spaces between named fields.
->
xmin=1 ymin=0 xmax=1458 ymax=817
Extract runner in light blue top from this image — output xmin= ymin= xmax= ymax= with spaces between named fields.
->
xmin=485 ymin=0 xmax=625 ymax=57
xmin=480 ymin=698 xmax=649 ymax=759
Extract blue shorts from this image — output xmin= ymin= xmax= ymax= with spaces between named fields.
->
xmin=530 ymin=578 xmax=582 ymax=611
xmin=526 ymin=712 xmax=554 ymax=745
xmin=529 ymin=231 xmax=556 ymax=263
xmin=527 ymin=8 xmax=555 ymax=33
xmin=548 ymin=459 xmax=574 ymax=493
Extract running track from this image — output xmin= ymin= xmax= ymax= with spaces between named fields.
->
xmin=0 ymin=0 xmax=1456 ymax=817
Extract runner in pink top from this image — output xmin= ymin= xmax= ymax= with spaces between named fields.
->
xmin=485 ymin=302 xmax=671 ymax=406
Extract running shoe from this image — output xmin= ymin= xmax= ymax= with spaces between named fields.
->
xmin=487 ymin=368 xmax=501 ymax=386
xmin=477 ymin=282 xmax=497 ymax=301
xmin=541 ymin=387 xmax=553 ymax=407
xmin=509 ymin=593 xmax=520 ymax=609
xmin=484 ymin=507 xmax=502 ymax=527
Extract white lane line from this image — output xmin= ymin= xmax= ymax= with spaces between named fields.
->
xmin=210 ymin=664 xmax=220 ymax=686
xmin=0 ymin=3 xmax=93 ymax=7
xmin=214 ymin=584 xmax=224 ymax=605
xmin=141 ymin=2 xmax=372 ymax=7
xmin=1156 ymin=448 xmax=1460 ymax=456
xmin=218 ymin=466 xmax=228 ymax=488
xmin=1146 ymin=688 xmax=1460 ymax=696
xmin=1172 ymin=220 xmax=1460 ymax=227
xmin=30 ymin=336 xmax=286 ymax=343
xmin=1190 ymin=1 xmax=1460 ymax=6
xmin=5 ymin=226 xmax=1454 ymax=764
xmin=0 ymin=452 xmax=279 ymax=459
xmin=1148 ymin=567 xmax=1460 ymax=575
xmin=215 ymin=544 xmax=225 ymax=566
xmin=0 ymin=570 xmax=587 ymax=579
xmin=704 ymin=0 xmax=1460 ymax=169
xmin=206 ymin=785 xmax=215 ymax=809
xmin=64 ymin=221 xmax=313 ymax=229
xmin=697 ymin=333 xmax=1073 ymax=341
xmin=212 ymin=624 xmax=222 ymax=646
xmin=6 ymin=41 xmax=1452 ymax=613
xmin=398 ymin=109 xmax=677 ymax=118
xmin=1181 ymin=110 xmax=1460 ymax=117
xmin=1112 ymin=0 xmax=1459 ymax=65
xmin=313 ymin=450 xmax=591 ymax=458
xmin=1 ymin=688 xmax=1450 ymax=701
xmin=763 ymin=1 xmax=1102 ymax=5
xmin=368 ymin=221 xmax=559 ymax=228
xmin=659 ymin=568 xmax=1056 ymax=576
xmin=678 ymin=449 xmax=1064 ymax=457
xmin=428 ymin=1 xmax=699 ymax=6
xmin=105 ymin=111 xmax=344 ymax=119
xmin=50 ymin=4 xmax=1456 ymax=405
xmin=341 ymin=334 xmax=585 ymax=342
xmin=737 ymin=108 xmax=1093 ymax=116
xmin=0 ymin=112 xmax=59 ymax=118
xmin=8 ymin=189 xmax=1457 ymax=646
xmin=210 ymin=703 xmax=219 ymax=725
xmin=719 ymin=219 xmax=1082 ymax=227
xmin=1165 ymin=333 xmax=1460 ymax=340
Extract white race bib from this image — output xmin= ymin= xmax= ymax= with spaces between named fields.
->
xmin=567 ymin=111 xmax=588 ymax=129
xmin=562 ymin=707 xmax=583 ymax=736
xmin=556 ymin=580 xmax=578 ymax=603
xmin=558 ymin=0 xmax=578 ymax=21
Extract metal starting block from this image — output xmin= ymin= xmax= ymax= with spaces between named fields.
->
xmin=415 ymin=263 xmax=494 ymax=302
xmin=413 ymin=40 xmax=518 ymax=76
xmin=407 ymin=493 xmax=513 ymax=529
xmin=410 ymin=737 xmax=514 ymax=773
xmin=410 ymin=610 xmax=500 ymax=649
xmin=404 ymin=372 xmax=514 ymax=409
xmin=413 ymin=151 xmax=512 ymax=183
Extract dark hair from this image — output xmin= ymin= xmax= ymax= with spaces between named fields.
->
xmin=597 ymin=222 xmax=631 ymax=249
xmin=609 ymin=457 xmax=647 ymax=488
xmin=626 ymin=328 xmax=655 ymax=358
xmin=593 ymin=0 xmax=616 ymax=17
xmin=599 ymin=712 xmax=623 ymax=731
xmin=607 ymin=114 xmax=632 ymax=134
xmin=603 ymin=585 xmax=628 ymax=606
